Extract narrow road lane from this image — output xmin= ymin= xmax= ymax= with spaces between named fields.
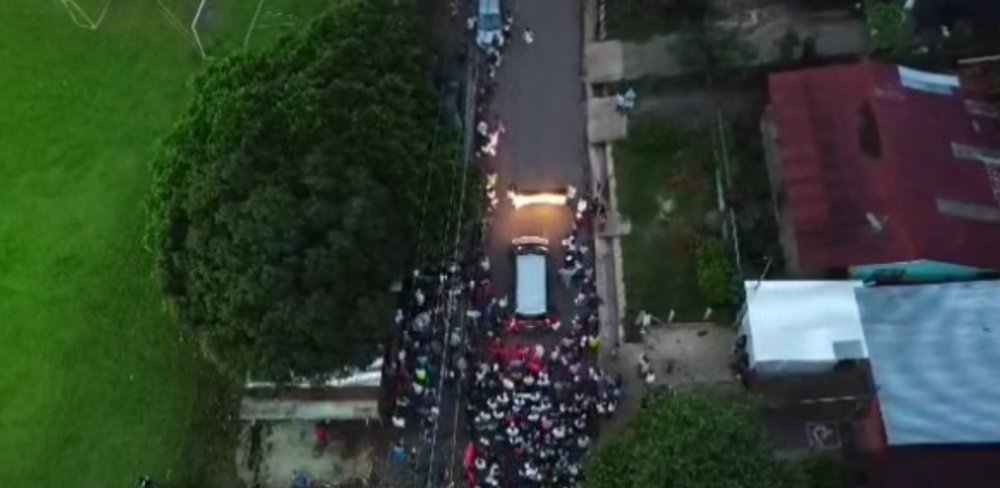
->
xmin=489 ymin=0 xmax=587 ymax=295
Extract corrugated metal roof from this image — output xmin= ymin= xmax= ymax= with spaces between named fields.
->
xmin=856 ymin=280 xmax=1000 ymax=446
xmin=769 ymin=61 xmax=1000 ymax=272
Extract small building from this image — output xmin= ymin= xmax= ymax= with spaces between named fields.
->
xmin=740 ymin=280 xmax=868 ymax=376
xmin=853 ymin=280 xmax=1000 ymax=488
xmin=738 ymin=280 xmax=873 ymax=455
xmin=761 ymin=61 xmax=1000 ymax=283
xmin=740 ymin=279 xmax=1000 ymax=485
xmin=235 ymin=361 xmax=384 ymax=488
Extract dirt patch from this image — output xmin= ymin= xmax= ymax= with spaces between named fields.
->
xmin=599 ymin=324 xmax=737 ymax=438
xmin=236 ymin=420 xmax=376 ymax=488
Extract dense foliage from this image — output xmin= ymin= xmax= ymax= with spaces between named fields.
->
xmin=585 ymin=391 xmax=805 ymax=488
xmin=696 ymin=237 xmax=736 ymax=308
xmin=799 ymin=456 xmax=851 ymax=488
xmin=866 ymin=1 xmax=915 ymax=57
xmin=148 ymin=0 xmax=464 ymax=379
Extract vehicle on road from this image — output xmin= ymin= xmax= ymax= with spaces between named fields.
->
xmin=476 ymin=0 xmax=503 ymax=48
xmin=512 ymin=236 xmax=555 ymax=331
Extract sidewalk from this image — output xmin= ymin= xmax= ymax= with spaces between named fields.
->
xmin=585 ymin=0 xmax=627 ymax=360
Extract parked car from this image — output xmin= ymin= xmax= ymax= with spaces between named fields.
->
xmin=477 ymin=0 xmax=503 ymax=48
xmin=511 ymin=236 xmax=554 ymax=331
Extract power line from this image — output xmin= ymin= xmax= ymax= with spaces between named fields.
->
xmin=424 ymin=47 xmax=480 ymax=488
xmin=413 ymin=102 xmax=447 ymax=266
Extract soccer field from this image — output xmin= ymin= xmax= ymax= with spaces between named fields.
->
xmin=0 ymin=1 xmax=325 ymax=486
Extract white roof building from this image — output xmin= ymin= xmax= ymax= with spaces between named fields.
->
xmin=741 ymin=280 xmax=868 ymax=376
xmin=744 ymin=279 xmax=1000 ymax=447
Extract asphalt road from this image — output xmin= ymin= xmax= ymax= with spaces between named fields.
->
xmin=487 ymin=0 xmax=587 ymax=302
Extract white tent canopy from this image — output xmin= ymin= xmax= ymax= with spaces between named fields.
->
xmin=742 ymin=281 xmax=868 ymax=376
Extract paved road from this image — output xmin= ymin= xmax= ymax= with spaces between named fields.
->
xmin=488 ymin=0 xmax=587 ymax=299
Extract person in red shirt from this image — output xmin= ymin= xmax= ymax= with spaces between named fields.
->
xmin=313 ymin=421 xmax=331 ymax=457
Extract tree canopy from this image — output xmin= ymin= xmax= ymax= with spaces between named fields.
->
xmin=585 ymin=391 xmax=805 ymax=488
xmin=148 ymin=0 xmax=464 ymax=379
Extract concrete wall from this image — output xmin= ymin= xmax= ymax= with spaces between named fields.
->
xmin=850 ymin=260 xmax=991 ymax=283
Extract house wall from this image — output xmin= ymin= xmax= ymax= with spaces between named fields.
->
xmin=849 ymin=260 xmax=990 ymax=283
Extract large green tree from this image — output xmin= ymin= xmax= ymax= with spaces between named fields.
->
xmin=148 ymin=0 xmax=464 ymax=379
xmin=586 ymin=391 xmax=804 ymax=488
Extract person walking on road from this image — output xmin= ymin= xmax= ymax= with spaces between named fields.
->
xmin=523 ymin=28 xmax=534 ymax=45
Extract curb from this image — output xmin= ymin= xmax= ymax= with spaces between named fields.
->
xmin=584 ymin=0 xmax=628 ymax=350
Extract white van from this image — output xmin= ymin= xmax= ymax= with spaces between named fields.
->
xmin=513 ymin=236 xmax=549 ymax=322
xmin=476 ymin=0 xmax=503 ymax=48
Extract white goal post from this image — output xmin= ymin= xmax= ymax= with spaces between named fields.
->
xmin=60 ymin=0 xmax=113 ymax=30
xmin=59 ymin=0 xmax=277 ymax=59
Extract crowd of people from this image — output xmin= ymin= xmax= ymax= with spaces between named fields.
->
xmin=460 ymin=193 xmax=621 ymax=487
xmin=461 ymin=4 xmax=623 ymax=487
xmin=385 ymin=4 xmax=622 ymax=487
xmin=388 ymin=266 xmax=468 ymax=442
xmin=463 ymin=336 xmax=622 ymax=487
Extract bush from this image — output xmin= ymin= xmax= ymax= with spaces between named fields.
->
xmin=585 ymin=391 xmax=804 ymax=488
xmin=148 ymin=0 xmax=464 ymax=379
xmin=866 ymin=1 xmax=915 ymax=57
xmin=696 ymin=237 xmax=735 ymax=307
xmin=799 ymin=456 xmax=851 ymax=488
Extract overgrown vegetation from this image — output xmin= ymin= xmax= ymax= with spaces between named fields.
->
xmin=722 ymin=122 xmax=784 ymax=280
xmin=616 ymin=120 xmax=717 ymax=328
xmin=695 ymin=237 xmax=736 ymax=308
xmin=607 ymin=0 xmax=714 ymax=41
xmin=585 ymin=390 xmax=807 ymax=488
xmin=866 ymin=0 xmax=915 ymax=58
xmin=149 ymin=0 xmax=466 ymax=380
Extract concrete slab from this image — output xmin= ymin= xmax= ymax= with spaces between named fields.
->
xmin=587 ymin=97 xmax=628 ymax=142
xmin=584 ymin=41 xmax=624 ymax=84
xmin=634 ymin=324 xmax=737 ymax=387
xmin=236 ymin=421 xmax=374 ymax=488
xmin=598 ymin=324 xmax=737 ymax=438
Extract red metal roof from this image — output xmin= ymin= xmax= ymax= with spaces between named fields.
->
xmin=769 ymin=61 xmax=1000 ymax=272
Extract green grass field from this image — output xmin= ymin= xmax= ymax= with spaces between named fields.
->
xmin=0 ymin=1 xmax=324 ymax=486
